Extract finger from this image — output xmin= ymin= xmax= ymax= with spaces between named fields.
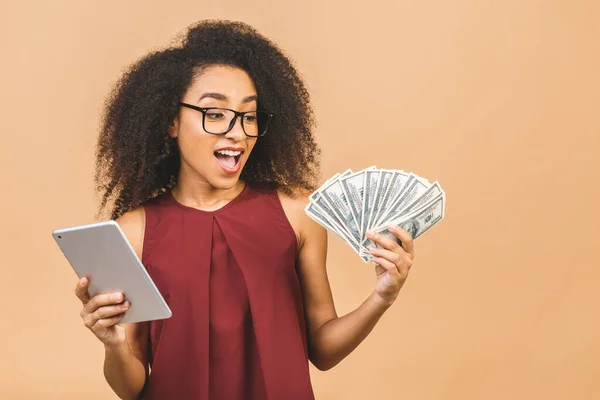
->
xmin=93 ymin=301 xmax=130 ymax=322
xmin=91 ymin=313 xmax=125 ymax=332
xmin=388 ymin=225 xmax=414 ymax=256
xmin=366 ymin=230 xmax=403 ymax=253
xmin=84 ymin=292 xmax=125 ymax=315
xmin=371 ymin=247 xmax=412 ymax=275
xmin=85 ymin=301 xmax=130 ymax=329
xmin=74 ymin=277 xmax=91 ymax=305
xmin=368 ymin=246 xmax=402 ymax=267
xmin=371 ymin=256 xmax=401 ymax=279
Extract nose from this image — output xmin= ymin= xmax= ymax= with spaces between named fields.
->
xmin=224 ymin=114 xmax=246 ymax=141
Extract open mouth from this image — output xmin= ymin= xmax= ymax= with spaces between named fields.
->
xmin=214 ymin=149 xmax=244 ymax=173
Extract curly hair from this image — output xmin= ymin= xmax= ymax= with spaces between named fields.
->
xmin=94 ymin=20 xmax=321 ymax=220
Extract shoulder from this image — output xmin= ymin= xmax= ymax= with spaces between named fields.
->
xmin=277 ymin=188 xmax=326 ymax=250
xmin=115 ymin=206 xmax=146 ymax=260
xmin=276 ymin=188 xmax=310 ymax=217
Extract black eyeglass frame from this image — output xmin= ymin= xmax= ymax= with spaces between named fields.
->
xmin=179 ymin=102 xmax=273 ymax=137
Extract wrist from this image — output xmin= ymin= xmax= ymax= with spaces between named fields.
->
xmin=368 ymin=291 xmax=395 ymax=313
xmin=104 ymin=339 xmax=130 ymax=356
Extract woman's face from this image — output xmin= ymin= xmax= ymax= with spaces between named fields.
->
xmin=170 ymin=65 xmax=259 ymax=190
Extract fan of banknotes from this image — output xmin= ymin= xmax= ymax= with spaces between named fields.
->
xmin=305 ymin=166 xmax=446 ymax=263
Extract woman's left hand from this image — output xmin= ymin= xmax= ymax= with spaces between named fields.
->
xmin=366 ymin=225 xmax=415 ymax=308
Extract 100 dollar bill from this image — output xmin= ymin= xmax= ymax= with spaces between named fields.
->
xmin=305 ymin=196 xmax=371 ymax=263
xmin=363 ymin=192 xmax=446 ymax=251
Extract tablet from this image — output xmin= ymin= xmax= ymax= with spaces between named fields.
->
xmin=52 ymin=220 xmax=172 ymax=324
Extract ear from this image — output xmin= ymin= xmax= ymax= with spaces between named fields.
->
xmin=168 ymin=115 xmax=179 ymax=138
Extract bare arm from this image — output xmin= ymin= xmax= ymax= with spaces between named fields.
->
xmin=103 ymin=321 xmax=150 ymax=400
xmin=280 ymin=193 xmax=414 ymax=371
xmin=75 ymin=207 xmax=151 ymax=399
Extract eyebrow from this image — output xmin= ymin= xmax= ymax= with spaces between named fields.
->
xmin=199 ymin=92 xmax=258 ymax=104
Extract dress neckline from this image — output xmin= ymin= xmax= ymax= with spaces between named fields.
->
xmin=166 ymin=183 xmax=251 ymax=215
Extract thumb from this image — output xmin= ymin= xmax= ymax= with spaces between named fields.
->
xmin=74 ymin=277 xmax=91 ymax=305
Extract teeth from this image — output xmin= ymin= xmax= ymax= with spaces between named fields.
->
xmin=216 ymin=149 xmax=242 ymax=157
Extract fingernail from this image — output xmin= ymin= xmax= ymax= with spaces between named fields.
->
xmin=113 ymin=293 xmax=123 ymax=302
xmin=387 ymin=224 xmax=395 ymax=231
xmin=79 ymin=278 xmax=86 ymax=286
xmin=366 ymin=231 xmax=374 ymax=238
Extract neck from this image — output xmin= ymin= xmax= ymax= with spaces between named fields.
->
xmin=170 ymin=174 xmax=246 ymax=212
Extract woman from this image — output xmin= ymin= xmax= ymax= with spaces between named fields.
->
xmin=74 ymin=20 xmax=416 ymax=400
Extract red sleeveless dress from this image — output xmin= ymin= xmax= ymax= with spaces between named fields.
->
xmin=139 ymin=184 xmax=315 ymax=399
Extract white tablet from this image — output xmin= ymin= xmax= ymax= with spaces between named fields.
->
xmin=53 ymin=220 xmax=172 ymax=324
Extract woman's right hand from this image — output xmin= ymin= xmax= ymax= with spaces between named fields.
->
xmin=75 ymin=277 xmax=131 ymax=349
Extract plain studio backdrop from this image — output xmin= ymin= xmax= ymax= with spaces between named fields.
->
xmin=1 ymin=1 xmax=599 ymax=399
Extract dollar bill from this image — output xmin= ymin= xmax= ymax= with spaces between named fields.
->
xmin=317 ymin=169 xmax=361 ymax=243
xmin=309 ymin=172 xmax=341 ymax=202
xmin=373 ymin=172 xmax=415 ymax=224
xmin=400 ymin=181 xmax=443 ymax=217
xmin=305 ymin=198 xmax=357 ymax=248
xmin=366 ymin=169 xmax=395 ymax=235
xmin=361 ymin=175 xmax=431 ymax=252
xmin=373 ymin=174 xmax=430 ymax=229
xmin=364 ymin=192 xmax=446 ymax=250
xmin=370 ymin=170 xmax=410 ymax=229
xmin=339 ymin=166 xmax=376 ymax=240
xmin=305 ymin=200 xmax=346 ymax=240
xmin=360 ymin=169 xmax=381 ymax=244
xmin=310 ymin=187 xmax=354 ymax=240
xmin=305 ymin=200 xmax=371 ymax=263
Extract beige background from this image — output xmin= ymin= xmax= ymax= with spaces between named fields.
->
xmin=1 ymin=0 xmax=599 ymax=399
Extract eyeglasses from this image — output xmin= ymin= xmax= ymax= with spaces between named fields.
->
xmin=179 ymin=102 xmax=273 ymax=137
